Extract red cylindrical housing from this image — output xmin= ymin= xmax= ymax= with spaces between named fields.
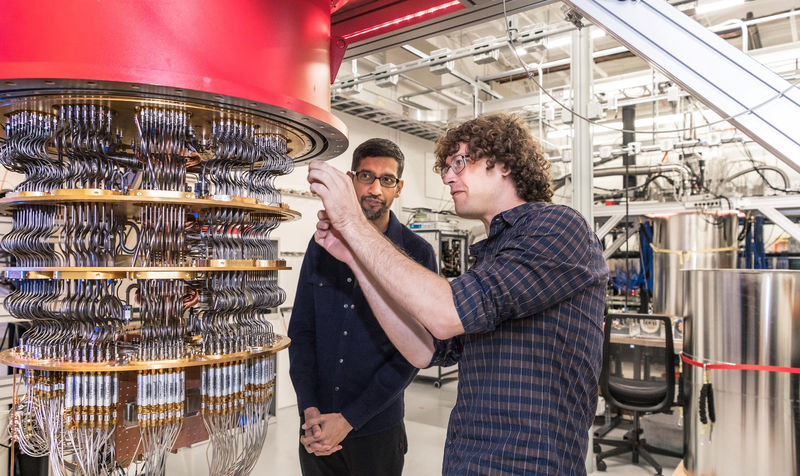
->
xmin=0 ymin=0 xmax=347 ymax=160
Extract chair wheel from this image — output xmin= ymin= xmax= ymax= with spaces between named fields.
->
xmin=596 ymin=459 xmax=606 ymax=471
xmin=433 ymin=381 xmax=441 ymax=388
xmin=593 ymin=443 xmax=601 ymax=453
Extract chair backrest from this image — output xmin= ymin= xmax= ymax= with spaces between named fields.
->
xmin=600 ymin=313 xmax=675 ymax=414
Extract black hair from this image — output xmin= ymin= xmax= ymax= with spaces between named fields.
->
xmin=351 ymin=138 xmax=405 ymax=178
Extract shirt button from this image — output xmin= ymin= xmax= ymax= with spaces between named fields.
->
xmin=339 ymin=359 xmax=344 ymax=364
xmin=334 ymin=386 xmax=340 ymax=392
xmin=350 ymin=304 xmax=355 ymax=310
xmin=346 ymin=277 xmax=352 ymax=283
xmin=319 ymin=282 xmax=324 ymax=287
xmin=343 ymin=331 xmax=348 ymax=336
xmin=343 ymin=304 xmax=348 ymax=309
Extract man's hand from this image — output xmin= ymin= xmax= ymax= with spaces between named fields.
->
xmin=300 ymin=407 xmax=327 ymax=454
xmin=307 ymin=161 xmax=367 ymax=231
xmin=314 ymin=210 xmax=356 ymax=265
xmin=301 ymin=412 xmax=353 ymax=456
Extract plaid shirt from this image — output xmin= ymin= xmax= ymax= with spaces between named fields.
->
xmin=431 ymin=202 xmax=608 ymax=475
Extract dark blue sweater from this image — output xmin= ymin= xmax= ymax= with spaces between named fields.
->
xmin=288 ymin=211 xmax=437 ymax=437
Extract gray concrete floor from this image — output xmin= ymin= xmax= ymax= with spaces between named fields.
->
xmin=166 ymin=379 xmax=680 ymax=475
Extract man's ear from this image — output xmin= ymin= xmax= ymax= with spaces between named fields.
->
xmin=346 ymin=171 xmax=354 ymax=179
xmin=395 ymin=180 xmax=404 ymax=196
xmin=499 ymin=163 xmax=512 ymax=177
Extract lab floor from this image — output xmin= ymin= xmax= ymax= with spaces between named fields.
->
xmin=166 ymin=380 xmax=680 ymax=475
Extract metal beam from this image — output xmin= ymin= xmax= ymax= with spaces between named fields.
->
xmin=400 ymin=45 xmax=502 ymax=100
xmin=596 ymin=214 xmax=625 ymax=241
xmin=757 ymin=206 xmax=800 ymax=244
xmin=736 ymin=195 xmax=800 ymax=216
xmin=342 ymin=0 xmax=557 ymax=60
xmin=562 ymin=0 xmax=800 ymax=173
xmin=603 ymin=228 xmax=634 ymax=260
xmin=571 ymin=27 xmax=594 ymax=223
xmin=594 ymin=195 xmax=800 ymax=219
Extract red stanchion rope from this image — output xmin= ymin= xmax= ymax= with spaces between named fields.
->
xmin=681 ymin=353 xmax=800 ymax=374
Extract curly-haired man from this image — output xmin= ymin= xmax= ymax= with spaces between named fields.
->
xmin=306 ymin=113 xmax=608 ymax=475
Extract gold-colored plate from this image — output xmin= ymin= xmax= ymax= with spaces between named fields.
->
xmin=202 ymin=259 xmax=256 ymax=267
xmin=131 ymin=270 xmax=196 ymax=280
xmin=2 ymin=265 xmax=292 ymax=280
xmin=55 ymin=270 xmax=128 ymax=280
xmin=204 ymin=195 xmax=259 ymax=205
xmin=255 ymin=259 xmax=286 ymax=267
xmin=5 ymin=191 xmax=50 ymax=198
xmin=54 ymin=188 xmax=123 ymax=197
xmin=0 ymin=335 xmax=291 ymax=372
xmin=127 ymin=190 xmax=195 ymax=199
xmin=0 ymin=194 xmax=301 ymax=220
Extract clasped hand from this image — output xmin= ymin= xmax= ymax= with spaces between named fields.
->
xmin=300 ymin=407 xmax=353 ymax=456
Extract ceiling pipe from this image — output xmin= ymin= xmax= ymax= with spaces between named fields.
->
xmin=553 ymin=163 xmax=693 ymax=191
xmin=724 ymin=165 xmax=791 ymax=189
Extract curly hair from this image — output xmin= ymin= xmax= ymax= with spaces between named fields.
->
xmin=433 ymin=113 xmax=553 ymax=202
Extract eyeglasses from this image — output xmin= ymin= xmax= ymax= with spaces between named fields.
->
xmin=439 ymin=154 xmax=470 ymax=180
xmin=352 ymin=170 xmax=400 ymax=188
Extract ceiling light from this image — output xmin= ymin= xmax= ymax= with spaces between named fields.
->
xmin=547 ymin=34 xmax=570 ymax=49
xmin=695 ymin=0 xmax=745 ymax=15
xmin=546 ymin=29 xmax=606 ymax=49
xmin=342 ymin=0 xmax=462 ymax=41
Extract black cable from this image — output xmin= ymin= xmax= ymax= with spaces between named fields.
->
xmin=594 ymin=173 xmax=677 ymax=200
xmin=740 ymin=142 xmax=799 ymax=194
xmin=685 ymin=160 xmax=733 ymax=209
xmin=699 ymin=380 xmax=717 ymax=425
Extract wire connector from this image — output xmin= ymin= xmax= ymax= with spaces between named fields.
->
xmin=561 ymin=5 xmax=584 ymax=29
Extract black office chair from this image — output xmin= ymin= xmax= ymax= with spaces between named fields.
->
xmin=594 ymin=313 xmax=682 ymax=475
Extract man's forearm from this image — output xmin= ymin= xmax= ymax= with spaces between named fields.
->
xmin=347 ymin=254 xmax=435 ymax=368
xmin=343 ymin=219 xmax=464 ymax=340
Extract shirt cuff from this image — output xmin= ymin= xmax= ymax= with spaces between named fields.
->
xmin=450 ymin=272 xmax=492 ymax=335
xmin=340 ymin=404 xmax=366 ymax=430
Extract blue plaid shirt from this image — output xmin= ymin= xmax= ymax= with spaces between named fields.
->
xmin=431 ymin=202 xmax=608 ymax=475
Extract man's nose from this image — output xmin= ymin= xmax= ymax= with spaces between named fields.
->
xmin=367 ymin=179 xmax=383 ymax=194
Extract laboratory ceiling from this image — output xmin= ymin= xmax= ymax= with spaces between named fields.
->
xmin=330 ymin=0 xmax=800 ymax=147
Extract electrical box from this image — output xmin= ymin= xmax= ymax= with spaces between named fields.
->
xmin=471 ymin=37 xmax=499 ymax=65
xmin=429 ymin=48 xmax=454 ymax=75
xmin=588 ymin=99 xmax=604 ymax=120
xmin=374 ymin=63 xmax=399 ymax=88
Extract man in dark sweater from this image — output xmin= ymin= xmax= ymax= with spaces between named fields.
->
xmin=288 ymin=138 xmax=436 ymax=476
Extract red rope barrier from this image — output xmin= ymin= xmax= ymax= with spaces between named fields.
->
xmin=681 ymin=353 xmax=800 ymax=374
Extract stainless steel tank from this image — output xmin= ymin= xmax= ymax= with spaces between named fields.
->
xmin=650 ymin=211 xmax=738 ymax=315
xmin=682 ymin=269 xmax=800 ymax=476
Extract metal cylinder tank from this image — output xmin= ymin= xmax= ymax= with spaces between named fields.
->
xmin=650 ymin=211 xmax=738 ymax=315
xmin=682 ymin=269 xmax=800 ymax=476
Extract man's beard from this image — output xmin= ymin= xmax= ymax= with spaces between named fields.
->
xmin=361 ymin=196 xmax=388 ymax=221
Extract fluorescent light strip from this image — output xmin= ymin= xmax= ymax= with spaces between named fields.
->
xmin=547 ymin=29 xmax=606 ymax=49
xmin=343 ymin=1 xmax=462 ymax=41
